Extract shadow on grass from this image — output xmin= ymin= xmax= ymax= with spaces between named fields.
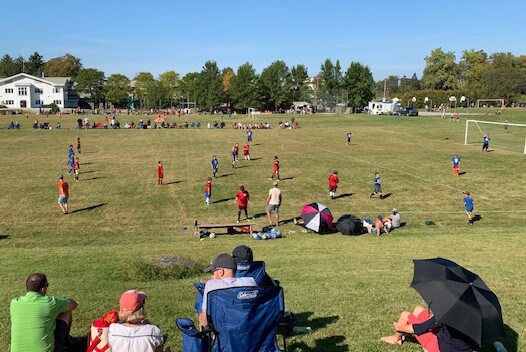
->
xmin=80 ymin=162 xmax=94 ymax=165
xmin=213 ymin=197 xmax=234 ymax=204
xmin=84 ymin=176 xmax=105 ymax=181
xmin=458 ymin=171 xmax=467 ymax=175
xmin=333 ymin=192 xmax=354 ymax=199
xmin=0 ymin=235 xmax=10 ymax=240
xmin=288 ymin=312 xmax=346 ymax=351
xmin=217 ymin=173 xmax=233 ymax=178
xmin=80 ymin=170 xmax=96 ymax=174
xmin=288 ymin=335 xmax=348 ymax=352
xmin=252 ymin=212 xmax=266 ymax=219
xmin=165 ymin=180 xmax=183 ymax=185
xmin=250 ymin=157 xmax=262 ymax=161
xmin=280 ymin=177 xmax=294 ymax=181
xmin=235 ymin=165 xmax=252 ymax=169
xmin=380 ymin=193 xmax=393 ymax=199
xmin=70 ymin=203 xmax=106 ymax=213
xmin=472 ymin=214 xmax=482 ymax=223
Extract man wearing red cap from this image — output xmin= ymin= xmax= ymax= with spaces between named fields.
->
xmin=199 ymin=254 xmax=256 ymax=328
xmin=108 ymin=290 xmax=165 ymax=352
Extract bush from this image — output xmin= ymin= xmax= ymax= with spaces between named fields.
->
xmin=124 ymin=255 xmax=206 ymax=281
xmin=45 ymin=103 xmax=60 ymax=114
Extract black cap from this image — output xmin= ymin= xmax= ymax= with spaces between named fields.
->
xmin=232 ymin=245 xmax=253 ymax=263
xmin=204 ymin=254 xmax=237 ymax=272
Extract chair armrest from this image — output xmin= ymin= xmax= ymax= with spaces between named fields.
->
xmin=176 ymin=318 xmax=203 ymax=338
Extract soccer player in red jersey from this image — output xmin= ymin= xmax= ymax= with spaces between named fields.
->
xmin=205 ymin=177 xmax=212 ymax=205
xmin=233 ymin=143 xmax=240 ymax=162
xmin=235 ymin=185 xmax=250 ymax=222
xmin=328 ymin=171 xmax=339 ymax=199
xmin=74 ymin=157 xmax=80 ymax=181
xmin=270 ymin=156 xmax=280 ymax=180
xmin=243 ymin=143 xmax=250 ymax=160
xmin=157 ymin=161 xmax=164 ymax=185
xmin=77 ymin=137 xmax=81 ymax=154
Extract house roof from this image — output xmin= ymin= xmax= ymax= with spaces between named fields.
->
xmin=0 ymin=73 xmax=71 ymax=86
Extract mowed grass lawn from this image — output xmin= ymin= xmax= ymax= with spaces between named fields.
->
xmin=0 ymin=110 xmax=525 ymax=351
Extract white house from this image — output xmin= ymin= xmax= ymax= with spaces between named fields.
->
xmin=0 ymin=73 xmax=79 ymax=110
xmin=367 ymin=100 xmax=400 ymax=115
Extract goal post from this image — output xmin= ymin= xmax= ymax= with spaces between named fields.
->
xmin=465 ymin=119 xmax=526 ymax=154
xmin=475 ymin=99 xmax=504 ymax=108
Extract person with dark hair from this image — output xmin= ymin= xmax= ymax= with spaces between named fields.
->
xmin=232 ymin=245 xmax=277 ymax=286
xmin=199 ymin=254 xmax=256 ymax=328
xmin=235 ymin=185 xmax=250 ymax=222
xmin=10 ymin=273 xmax=78 ymax=352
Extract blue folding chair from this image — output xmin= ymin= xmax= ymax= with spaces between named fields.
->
xmin=236 ymin=261 xmax=278 ymax=286
xmin=177 ymin=285 xmax=286 ymax=352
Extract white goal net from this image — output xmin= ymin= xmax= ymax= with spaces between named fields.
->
xmin=465 ymin=119 xmax=526 ymax=154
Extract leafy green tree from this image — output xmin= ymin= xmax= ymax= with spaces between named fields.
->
xmin=343 ymin=62 xmax=374 ymax=113
xmin=14 ymin=56 xmax=25 ymax=74
xmin=105 ymin=74 xmax=130 ymax=106
xmin=196 ymin=61 xmax=223 ymax=108
xmin=44 ymin=53 xmax=82 ymax=77
xmin=133 ymin=72 xmax=155 ymax=107
xmin=480 ymin=53 xmax=526 ymax=101
xmin=179 ymin=72 xmax=200 ymax=107
xmin=75 ymin=68 xmax=106 ymax=105
xmin=290 ymin=64 xmax=309 ymax=101
xmin=422 ymin=48 xmax=458 ymax=90
xmin=259 ymin=60 xmax=291 ymax=111
xmin=230 ymin=62 xmax=260 ymax=112
xmin=0 ymin=55 xmax=18 ymax=77
xmin=458 ymin=49 xmax=487 ymax=93
xmin=26 ymin=52 xmax=45 ymax=77
xmin=319 ymin=59 xmax=342 ymax=94
xmin=159 ymin=70 xmax=180 ymax=108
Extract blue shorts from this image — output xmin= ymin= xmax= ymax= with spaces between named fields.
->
xmin=58 ymin=195 xmax=68 ymax=204
xmin=466 ymin=207 xmax=473 ymax=213
xmin=247 ymin=136 xmax=252 ymax=141
xmin=205 ymin=193 xmax=210 ymax=198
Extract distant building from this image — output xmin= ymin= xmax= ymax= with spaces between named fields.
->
xmin=0 ymin=73 xmax=79 ymax=110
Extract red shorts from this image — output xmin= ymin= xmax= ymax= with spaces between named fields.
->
xmin=408 ymin=310 xmax=439 ymax=352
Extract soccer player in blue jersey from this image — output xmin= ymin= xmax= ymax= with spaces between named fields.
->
xmin=246 ymin=129 xmax=253 ymax=146
xmin=463 ymin=191 xmax=474 ymax=225
xmin=211 ymin=155 xmax=219 ymax=178
xmin=452 ymin=153 xmax=461 ymax=176
xmin=369 ymin=172 xmax=383 ymax=199
xmin=482 ymin=134 xmax=490 ymax=152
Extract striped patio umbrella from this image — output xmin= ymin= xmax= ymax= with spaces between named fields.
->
xmin=300 ymin=202 xmax=333 ymax=233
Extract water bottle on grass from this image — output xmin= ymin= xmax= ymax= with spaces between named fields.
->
xmin=292 ymin=326 xmax=312 ymax=334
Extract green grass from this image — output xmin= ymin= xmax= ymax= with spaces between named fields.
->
xmin=0 ymin=109 xmax=525 ymax=351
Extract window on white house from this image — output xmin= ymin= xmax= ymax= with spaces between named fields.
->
xmin=5 ymin=88 xmax=14 ymax=93
xmin=18 ymin=87 xmax=28 ymax=95
xmin=53 ymin=88 xmax=60 ymax=93
xmin=5 ymin=100 xmax=15 ymax=105
xmin=34 ymin=88 xmax=43 ymax=93
xmin=53 ymin=100 xmax=62 ymax=105
xmin=35 ymin=100 xmax=43 ymax=105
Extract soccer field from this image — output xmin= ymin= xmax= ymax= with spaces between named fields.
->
xmin=0 ymin=110 xmax=525 ymax=351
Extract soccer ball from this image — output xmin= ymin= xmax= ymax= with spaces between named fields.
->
xmin=209 ymin=233 xmax=216 ymax=239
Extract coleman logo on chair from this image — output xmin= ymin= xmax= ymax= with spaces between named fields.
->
xmin=237 ymin=290 xmax=258 ymax=300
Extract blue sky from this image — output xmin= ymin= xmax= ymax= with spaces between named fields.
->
xmin=3 ymin=0 xmax=525 ymax=81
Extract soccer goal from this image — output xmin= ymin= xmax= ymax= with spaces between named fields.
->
xmin=465 ymin=119 xmax=526 ymax=154
xmin=475 ymin=99 xmax=504 ymax=108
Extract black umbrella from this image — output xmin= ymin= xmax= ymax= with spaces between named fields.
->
xmin=336 ymin=214 xmax=363 ymax=235
xmin=411 ymin=258 xmax=505 ymax=345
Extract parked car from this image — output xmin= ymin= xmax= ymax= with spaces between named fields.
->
xmin=398 ymin=107 xmax=419 ymax=116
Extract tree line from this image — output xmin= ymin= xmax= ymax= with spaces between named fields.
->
xmin=1 ymin=48 xmax=525 ymax=111
xmin=376 ymin=48 xmax=526 ymax=107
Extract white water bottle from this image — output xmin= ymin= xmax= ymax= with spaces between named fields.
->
xmin=292 ymin=326 xmax=312 ymax=334
xmin=493 ymin=341 xmax=507 ymax=352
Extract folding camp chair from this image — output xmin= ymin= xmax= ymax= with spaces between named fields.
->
xmin=177 ymin=285 xmax=287 ymax=352
xmin=236 ymin=261 xmax=278 ymax=286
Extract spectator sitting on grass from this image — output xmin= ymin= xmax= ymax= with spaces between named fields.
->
xmin=390 ymin=208 xmax=401 ymax=228
xmin=10 ymin=273 xmax=78 ymax=352
xmin=108 ymin=290 xmax=166 ymax=352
